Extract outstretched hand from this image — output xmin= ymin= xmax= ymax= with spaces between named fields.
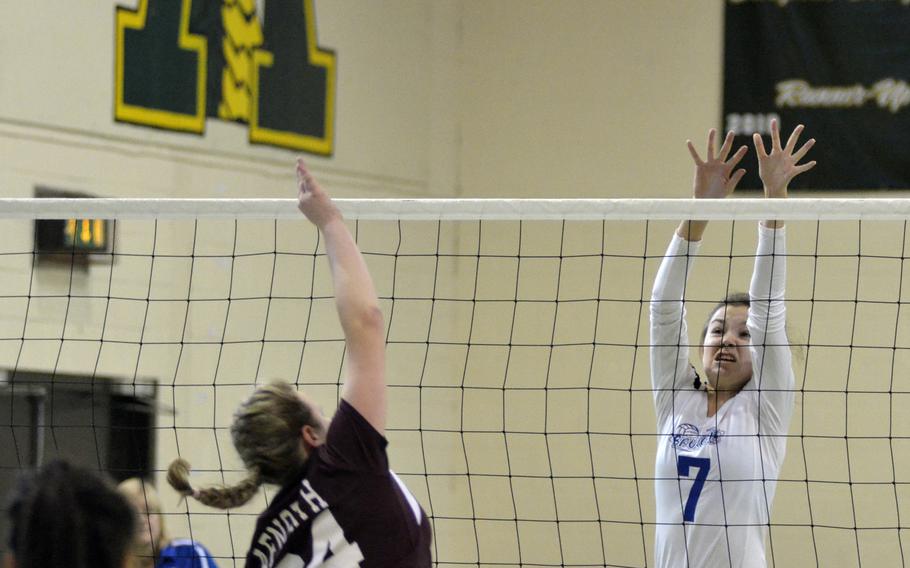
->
xmin=297 ymin=158 xmax=341 ymax=228
xmin=752 ymin=119 xmax=816 ymax=198
xmin=687 ymin=129 xmax=748 ymax=199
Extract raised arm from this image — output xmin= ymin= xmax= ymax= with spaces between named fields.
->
xmin=650 ymin=232 xmax=700 ymax=412
xmin=297 ymin=159 xmax=387 ymax=435
xmin=748 ymin=225 xmax=794 ymax=433
xmin=748 ymin=121 xmax=815 ymax=430
xmin=650 ymin=130 xmax=748 ymax=416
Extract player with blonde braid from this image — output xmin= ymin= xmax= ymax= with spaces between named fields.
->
xmin=167 ymin=159 xmax=432 ymax=568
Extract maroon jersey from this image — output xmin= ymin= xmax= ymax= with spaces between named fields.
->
xmin=245 ymin=400 xmax=432 ymax=568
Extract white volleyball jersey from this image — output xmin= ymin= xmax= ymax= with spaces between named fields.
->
xmin=650 ymin=226 xmax=794 ymax=568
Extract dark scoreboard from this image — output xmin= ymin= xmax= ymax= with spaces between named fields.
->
xmin=33 ymin=188 xmax=111 ymax=258
xmin=35 ymin=218 xmax=110 ymax=254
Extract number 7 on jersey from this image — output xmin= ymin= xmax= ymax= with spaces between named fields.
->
xmin=677 ymin=455 xmax=710 ymax=522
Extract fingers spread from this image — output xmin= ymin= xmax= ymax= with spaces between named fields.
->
xmin=792 ymin=138 xmax=816 ymax=163
xmin=718 ymin=131 xmax=735 ymax=162
xmin=687 ymin=140 xmax=704 ymax=165
xmin=727 ymin=168 xmax=747 ymax=192
xmin=770 ymin=118 xmax=782 ymax=152
xmin=706 ymin=128 xmax=717 ymax=161
xmin=794 ymin=160 xmax=818 ymax=174
xmin=752 ymin=133 xmax=768 ymax=158
xmin=728 ymin=145 xmax=748 ymax=170
xmin=784 ymin=124 xmax=804 ymax=153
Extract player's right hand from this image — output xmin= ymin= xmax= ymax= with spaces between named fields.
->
xmin=297 ymin=158 xmax=342 ymax=228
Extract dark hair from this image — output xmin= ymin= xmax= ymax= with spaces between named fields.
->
xmin=695 ymin=292 xmax=750 ymax=389
xmin=6 ymin=460 xmax=135 ymax=568
xmin=168 ymin=380 xmax=319 ymax=509
xmin=700 ymin=292 xmax=750 ymax=343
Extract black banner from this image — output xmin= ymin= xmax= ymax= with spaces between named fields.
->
xmin=724 ymin=1 xmax=910 ymax=190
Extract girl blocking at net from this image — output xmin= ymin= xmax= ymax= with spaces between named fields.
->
xmin=166 ymin=159 xmax=433 ymax=568
xmin=650 ymin=121 xmax=815 ymax=568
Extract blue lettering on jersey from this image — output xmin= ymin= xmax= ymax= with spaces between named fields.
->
xmin=671 ymin=423 xmax=723 ymax=451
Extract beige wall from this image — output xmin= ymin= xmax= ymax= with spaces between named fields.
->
xmin=1 ymin=1 xmax=905 ymax=567
xmin=458 ymin=0 xmax=724 ymax=198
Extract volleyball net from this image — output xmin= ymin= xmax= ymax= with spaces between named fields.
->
xmin=1 ymin=197 xmax=909 ymax=567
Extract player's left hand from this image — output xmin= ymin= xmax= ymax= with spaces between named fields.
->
xmin=753 ymin=119 xmax=816 ymax=199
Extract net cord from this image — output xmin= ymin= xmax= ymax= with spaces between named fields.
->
xmin=5 ymin=197 xmax=910 ymax=220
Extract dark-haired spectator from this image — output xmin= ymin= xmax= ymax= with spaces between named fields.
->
xmin=4 ymin=459 xmax=135 ymax=568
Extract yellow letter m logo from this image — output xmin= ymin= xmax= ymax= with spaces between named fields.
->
xmin=115 ymin=0 xmax=336 ymax=155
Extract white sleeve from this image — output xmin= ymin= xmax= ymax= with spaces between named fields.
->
xmin=650 ymin=234 xmax=700 ymax=423
xmin=747 ymin=225 xmax=795 ymax=434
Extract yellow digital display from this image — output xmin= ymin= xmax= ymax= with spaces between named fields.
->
xmin=34 ymin=189 xmax=112 ymax=258
xmin=63 ymin=219 xmax=107 ymax=250
xmin=35 ymin=218 xmax=110 ymax=255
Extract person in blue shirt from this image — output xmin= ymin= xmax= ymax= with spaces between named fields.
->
xmin=118 ymin=478 xmax=219 ymax=568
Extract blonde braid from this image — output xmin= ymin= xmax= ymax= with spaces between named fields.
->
xmin=166 ymin=380 xmax=316 ymax=509
xmin=166 ymin=458 xmax=262 ymax=510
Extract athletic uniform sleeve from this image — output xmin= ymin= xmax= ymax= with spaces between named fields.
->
xmin=747 ymin=225 xmax=795 ymax=435
xmin=321 ymin=399 xmax=389 ymax=474
xmin=650 ymin=234 xmax=700 ymax=424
